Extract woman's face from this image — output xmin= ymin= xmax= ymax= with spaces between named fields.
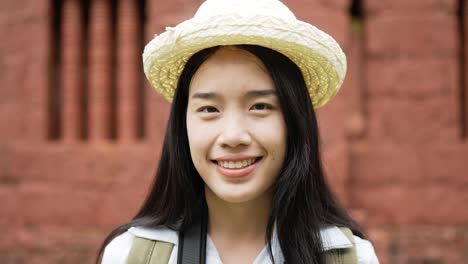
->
xmin=186 ymin=47 xmax=287 ymax=203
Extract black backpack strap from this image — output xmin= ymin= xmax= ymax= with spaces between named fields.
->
xmin=177 ymin=201 xmax=207 ymax=264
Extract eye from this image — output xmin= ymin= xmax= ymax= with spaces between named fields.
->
xmin=250 ymin=103 xmax=273 ymax=111
xmin=198 ymin=106 xmax=219 ymax=113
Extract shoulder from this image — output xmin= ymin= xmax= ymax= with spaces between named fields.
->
xmin=320 ymin=226 xmax=379 ymax=264
xmin=101 ymin=226 xmax=179 ymax=264
xmin=101 ymin=231 xmax=135 ymax=264
xmin=353 ymin=235 xmax=380 ymax=264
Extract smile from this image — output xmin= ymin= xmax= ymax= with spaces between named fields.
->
xmin=212 ymin=157 xmax=263 ymax=178
xmin=217 ymin=158 xmax=256 ymax=169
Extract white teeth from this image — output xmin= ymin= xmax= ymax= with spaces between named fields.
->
xmin=242 ymin=160 xmax=247 ymax=167
xmin=218 ymin=158 xmax=256 ymax=169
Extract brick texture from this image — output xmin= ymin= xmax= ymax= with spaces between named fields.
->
xmin=61 ymin=0 xmax=84 ymax=141
xmin=1 ymin=0 xmax=467 ymax=263
xmin=0 ymin=0 xmax=49 ymax=142
xmin=365 ymin=0 xmax=458 ymax=16
xmin=117 ymin=0 xmax=141 ymax=142
xmin=88 ymin=0 xmax=113 ymax=141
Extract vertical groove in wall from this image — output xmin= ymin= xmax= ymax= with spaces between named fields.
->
xmin=138 ymin=0 xmax=147 ymax=140
xmin=48 ymin=0 xmax=62 ymax=140
xmin=349 ymin=0 xmax=367 ymax=140
xmin=49 ymin=0 xmax=147 ymax=142
xmin=110 ymin=0 xmax=118 ymax=141
xmin=459 ymin=0 xmax=466 ymax=138
xmin=346 ymin=0 xmax=366 ymax=206
xmin=81 ymin=0 xmax=90 ymax=140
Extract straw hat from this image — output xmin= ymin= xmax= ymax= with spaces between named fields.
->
xmin=143 ymin=0 xmax=347 ymax=108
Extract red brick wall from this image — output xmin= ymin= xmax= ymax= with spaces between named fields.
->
xmin=1 ymin=0 xmax=467 ymax=263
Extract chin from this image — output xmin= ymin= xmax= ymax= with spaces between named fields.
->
xmin=218 ymin=193 xmax=255 ymax=204
xmin=209 ymin=186 xmax=258 ymax=204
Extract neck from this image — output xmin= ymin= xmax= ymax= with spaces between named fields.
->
xmin=205 ymin=187 xmax=272 ymax=242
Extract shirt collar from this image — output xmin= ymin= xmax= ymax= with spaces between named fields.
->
xmin=268 ymin=224 xmax=353 ymax=263
xmin=128 ymin=224 xmax=352 ymax=252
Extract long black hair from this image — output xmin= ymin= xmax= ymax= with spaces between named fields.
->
xmin=97 ymin=45 xmax=364 ymax=264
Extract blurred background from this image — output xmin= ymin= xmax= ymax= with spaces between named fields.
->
xmin=1 ymin=0 xmax=467 ymax=263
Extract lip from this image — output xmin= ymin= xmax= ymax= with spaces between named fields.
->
xmin=213 ymin=157 xmax=262 ymax=178
xmin=213 ymin=155 xmax=261 ymax=162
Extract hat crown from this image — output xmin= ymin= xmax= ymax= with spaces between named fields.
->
xmin=194 ymin=0 xmax=296 ymax=20
xmin=144 ymin=0 xmax=346 ymax=108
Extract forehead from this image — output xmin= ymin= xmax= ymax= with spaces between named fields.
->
xmin=188 ymin=47 xmax=274 ymax=97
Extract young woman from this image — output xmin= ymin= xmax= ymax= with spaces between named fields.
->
xmin=98 ymin=1 xmax=379 ymax=263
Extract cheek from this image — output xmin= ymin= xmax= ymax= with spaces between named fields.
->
xmin=186 ymin=116 xmax=215 ymax=163
xmin=251 ymin=117 xmax=287 ymax=155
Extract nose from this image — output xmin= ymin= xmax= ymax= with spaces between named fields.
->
xmin=217 ymin=114 xmax=252 ymax=148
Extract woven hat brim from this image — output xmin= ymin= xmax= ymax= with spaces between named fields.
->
xmin=143 ymin=14 xmax=347 ymax=108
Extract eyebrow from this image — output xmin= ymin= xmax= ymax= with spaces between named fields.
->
xmin=192 ymin=92 xmax=218 ymax=99
xmin=191 ymin=89 xmax=277 ymax=99
xmin=245 ymin=89 xmax=277 ymax=98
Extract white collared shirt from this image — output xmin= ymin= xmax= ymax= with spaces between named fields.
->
xmin=102 ymin=225 xmax=379 ymax=264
